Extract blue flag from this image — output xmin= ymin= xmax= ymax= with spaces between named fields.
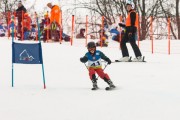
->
xmin=12 ymin=42 xmax=43 ymax=64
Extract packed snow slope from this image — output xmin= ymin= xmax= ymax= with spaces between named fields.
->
xmin=0 ymin=37 xmax=180 ymax=120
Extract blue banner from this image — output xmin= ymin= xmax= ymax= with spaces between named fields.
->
xmin=12 ymin=42 xmax=43 ymax=64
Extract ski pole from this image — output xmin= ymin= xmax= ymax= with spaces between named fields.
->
xmin=84 ymin=63 xmax=89 ymax=70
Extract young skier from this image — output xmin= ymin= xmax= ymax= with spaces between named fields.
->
xmin=80 ymin=41 xmax=115 ymax=90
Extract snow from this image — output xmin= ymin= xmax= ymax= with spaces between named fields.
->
xmin=0 ymin=37 xmax=180 ymax=120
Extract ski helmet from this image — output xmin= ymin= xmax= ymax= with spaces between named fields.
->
xmin=126 ymin=0 xmax=135 ymax=9
xmin=87 ymin=42 xmax=96 ymax=49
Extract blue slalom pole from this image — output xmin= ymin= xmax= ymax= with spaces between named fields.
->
xmin=12 ymin=21 xmax=15 ymax=87
xmin=37 ymin=15 xmax=46 ymax=89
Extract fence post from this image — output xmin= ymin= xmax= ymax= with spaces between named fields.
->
xmin=150 ymin=16 xmax=154 ymax=54
xmin=86 ymin=15 xmax=88 ymax=46
xmin=8 ymin=12 xmax=10 ymax=39
xmin=168 ymin=17 xmax=171 ymax=55
xmin=101 ymin=16 xmax=104 ymax=47
xmin=59 ymin=10 xmax=62 ymax=44
xmin=119 ymin=15 xmax=122 ymax=49
xmin=137 ymin=14 xmax=140 ymax=47
xmin=71 ymin=15 xmax=75 ymax=46
xmin=21 ymin=11 xmax=24 ymax=40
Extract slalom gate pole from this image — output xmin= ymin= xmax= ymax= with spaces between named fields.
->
xmin=12 ymin=21 xmax=15 ymax=87
xmin=37 ymin=16 xmax=46 ymax=89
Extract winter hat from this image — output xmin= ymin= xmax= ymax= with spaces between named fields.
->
xmin=126 ymin=0 xmax=135 ymax=9
xmin=18 ymin=0 xmax=22 ymax=4
xmin=87 ymin=42 xmax=96 ymax=49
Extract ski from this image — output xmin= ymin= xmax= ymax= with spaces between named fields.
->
xmin=114 ymin=56 xmax=146 ymax=62
xmin=115 ymin=56 xmax=132 ymax=62
xmin=105 ymin=86 xmax=116 ymax=90
xmin=91 ymin=87 xmax=99 ymax=90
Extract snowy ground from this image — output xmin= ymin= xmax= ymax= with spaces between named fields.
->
xmin=0 ymin=37 xmax=180 ymax=120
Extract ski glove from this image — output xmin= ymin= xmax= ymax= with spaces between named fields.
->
xmin=80 ymin=57 xmax=88 ymax=63
xmin=118 ymin=23 xmax=126 ymax=28
xmin=105 ymin=58 xmax=111 ymax=65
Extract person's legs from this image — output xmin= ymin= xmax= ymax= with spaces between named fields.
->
xmin=129 ymin=33 xmax=142 ymax=57
xmin=89 ymin=68 xmax=98 ymax=88
xmin=120 ymin=33 xmax=129 ymax=57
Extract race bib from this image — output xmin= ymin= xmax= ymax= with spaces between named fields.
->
xmin=88 ymin=59 xmax=102 ymax=68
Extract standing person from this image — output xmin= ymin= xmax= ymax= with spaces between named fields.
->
xmin=47 ymin=2 xmax=61 ymax=25
xmin=47 ymin=2 xmax=61 ymax=41
xmin=118 ymin=1 xmax=144 ymax=62
xmin=16 ymin=0 xmax=27 ymax=40
xmin=80 ymin=41 xmax=115 ymax=90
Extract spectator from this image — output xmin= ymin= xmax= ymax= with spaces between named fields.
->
xmin=22 ymin=13 xmax=32 ymax=40
xmin=42 ymin=13 xmax=51 ymax=42
xmin=47 ymin=2 xmax=61 ymax=41
xmin=0 ymin=23 xmax=5 ymax=37
xmin=76 ymin=28 xmax=85 ymax=39
xmin=16 ymin=0 xmax=27 ymax=40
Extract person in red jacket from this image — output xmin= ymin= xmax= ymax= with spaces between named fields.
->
xmin=118 ymin=1 xmax=144 ymax=62
xmin=22 ymin=13 xmax=31 ymax=40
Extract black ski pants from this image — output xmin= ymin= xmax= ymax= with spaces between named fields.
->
xmin=120 ymin=28 xmax=142 ymax=57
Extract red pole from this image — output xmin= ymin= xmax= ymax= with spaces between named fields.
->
xmin=59 ymin=10 xmax=62 ymax=44
xmin=21 ymin=11 xmax=24 ymax=40
xmin=168 ymin=17 xmax=171 ymax=55
xmin=71 ymin=15 xmax=75 ymax=46
xmin=85 ymin=15 xmax=88 ymax=46
xmin=119 ymin=15 xmax=122 ymax=49
xmin=14 ymin=12 xmax=17 ymax=39
xmin=137 ymin=14 xmax=140 ymax=47
xmin=35 ymin=12 xmax=38 ymax=41
xmin=101 ymin=16 xmax=104 ymax=47
xmin=8 ymin=12 xmax=10 ymax=39
xmin=150 ymin=16 xmax=154 ymax=54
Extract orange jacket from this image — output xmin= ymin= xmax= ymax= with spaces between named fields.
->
xmin=22 ymin=16 xmax=31 ymax=31
xmin=125 ymin=10 xmax=138 ymax=28
xmin=50 ymin=5 xmax=61 ymax=25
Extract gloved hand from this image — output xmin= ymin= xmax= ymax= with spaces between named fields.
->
xmin=118 ymin=23 xmax=126 ymax=28
xmin=80 ymin=57 xmax=88 ymax=63
xmin=105 ymin=58 xmax=111 ymax=65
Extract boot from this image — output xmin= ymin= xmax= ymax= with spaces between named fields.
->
xmin=91 ymin=74 xmax=98 ymax=90
xmin=104 ymin=77 xmax=115 ymax=88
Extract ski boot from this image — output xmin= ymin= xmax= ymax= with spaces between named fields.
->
xmin=104 ymin=77 xmax=116 ymax=90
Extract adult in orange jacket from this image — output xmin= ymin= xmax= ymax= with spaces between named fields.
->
xmin=118 ymin=1 xmax=143 ymax=62
xmin=47 ymin=2 xmax=61 ymax=25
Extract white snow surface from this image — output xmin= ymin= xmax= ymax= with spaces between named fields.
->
xmin=0 ymin=37 xmax=180 ymax=120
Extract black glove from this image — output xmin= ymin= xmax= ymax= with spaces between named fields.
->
xmin=118 ymin=23 xmax=126 ymax=28
xmin=105 ymin=58 xmax=111 ymax=65
xmin=80 ymin=57 xmax=88 ymax=63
